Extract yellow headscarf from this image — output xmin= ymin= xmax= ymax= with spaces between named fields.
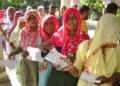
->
xmin=86 ymin=14 xmax=120 ymax=77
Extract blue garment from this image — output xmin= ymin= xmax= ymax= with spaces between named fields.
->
xmin=38 ymin=61 xmax=52 ymax=86
xmin=58 ymin=15 xmax=63 ymax=28
xmin=2 ymin=36 xmax=6 ymax=51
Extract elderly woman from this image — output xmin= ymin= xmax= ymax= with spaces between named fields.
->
xmin=46 ymin=8 xmax=89 ymax=86
xmin=1 ymin=6 xmax=15 ymax=51
xmin=3 ymin=6 xmax=16 ymax=29
xmin=8 ymin=10 xmax=42 ymax=86
xmin=10 ymin=17 xmax=26 ymax=49
xmin=8 ymin=11 xmax=24 ymax=37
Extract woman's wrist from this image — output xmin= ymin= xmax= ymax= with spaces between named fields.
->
xmin=69 ymin=66 xmax=79 ymax=77
xmin=108 ymin=77 xmax=113 ymax=84
xmin=14 ymin=46 xmax=23 ymax=54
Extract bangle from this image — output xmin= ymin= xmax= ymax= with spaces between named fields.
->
xmin=108 ymin=77 xmax=113 ymax=84
xmin=110 ymin=77 xmax=113 ymax=84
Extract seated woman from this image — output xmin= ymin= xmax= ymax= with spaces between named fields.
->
xmin=46 ymin=8 xmax=89 ymax=86
xmin=38 ymin=15 xmax=59 ymax=86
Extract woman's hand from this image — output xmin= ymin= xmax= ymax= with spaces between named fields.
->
xmin=61 ymin=57 xmax=79 ymax=77
xmin=9 ymin=42 xmax=16 ymax=50
xmin=22 ymin=51 xmax=29 ymax=58
xmin=0 ymin=22 xmax=5 ymax=26
xmin=2 ymin=30 xmax=7 ymax=37
xmin=95 ymin=76 xmax=111 ymax=85
xmin=61 ymin=57 xmax=73 ymax=71
xmin=40 ymin=42 xmax=53 ymax=53
xmin=8 ymin=51 xmax=16 ymax=60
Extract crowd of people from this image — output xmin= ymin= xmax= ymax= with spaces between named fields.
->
xmin=0 ymin=2 xmax=120 ymax=86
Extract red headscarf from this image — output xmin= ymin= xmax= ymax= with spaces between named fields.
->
xmin=41 ymin=15 xmax=59 ymax=43
xmin=19 ymin=10 xmax=42 ymax=50
xmin=51 ymin=8 xmax=90 ymax=56
xmin=8 ymin=11 xmax=24 ymax=37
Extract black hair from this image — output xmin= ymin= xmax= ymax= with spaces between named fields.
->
xmin=106 ymin=3 xmax=118 ymax=13
xmin=79 ymin=5 xmax=89 ymax=14
xmin=72 ymin=4 xmax=78 ymax=8
xmin=49 ymin=4 xmax=56 ymax=9
xmin=60 ymin=5 xmax=67 ymax=10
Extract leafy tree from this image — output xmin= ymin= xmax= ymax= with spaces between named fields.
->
xmin=0 ymin=0 xmax=60 ymax=11
xmin=80 ymin=0 xmax=104 ymax=13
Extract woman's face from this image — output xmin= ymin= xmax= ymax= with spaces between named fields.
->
xmin=45 ymin=19 xmax=54 ymax=36
xmin=8 ymin=8 xmax=15 ymax=21
xmin=66 ymin=13 xmax=78 ymax=31
xmin=19 ymin=21 xmax=26 ymax=29
xmin=28 ymin=15 xmax=38 ymax=27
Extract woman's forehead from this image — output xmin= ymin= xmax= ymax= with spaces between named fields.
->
xmin=68 ymin=13 xmax=76 ymax=18
xmin=9 ymin=8 xmax=15 ymax=12
xmin=27 ymin=14 xmax=36 ymax=19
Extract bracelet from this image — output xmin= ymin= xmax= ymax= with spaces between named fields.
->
xmin=110 ymin=77 xmax=113 ymax=84
xmin=108 ymin=77 xmax=113 ymax=84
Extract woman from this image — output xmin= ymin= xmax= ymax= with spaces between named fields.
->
xmin=6 ymin=11 xmax=24 ymax=52
xmin=38 ymin=15 xmax=59 ymax=86
xmin=8 ymin=10 xmax=42 ymax=86
xmin=10 ymin=17 xmax=26 ymax=46
xmin=3 ymin=6 xmax=16 ymax=30
xmin=64 ymin=3 xmax=120 ymax=86
xmin=41 ymin=15 xmax=59 ymax=43
xmin=8 ymin=11 xmax=24 ymax=37
xmin=0 ymin=30 xmax=8 ymax=82
xmin=47 ymin=8 xmax=89 ymax=86
xmin=2 ymin=11 xmax=23 ymax=54
xmin=2 ymin=6 xmax=15 ymax=51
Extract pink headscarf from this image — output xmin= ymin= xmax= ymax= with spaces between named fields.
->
xmin=51 ymin=8 xmax=90 ymax=56
xmin=25 ymin=10 xmax=41 ymax=33
xmin=19 ymin=10 xmax=42 ymax=50
xmin=41 ymin=15 xmax=59 ymax=43
xmin=8 ymin=11 xmax=24 ymax=37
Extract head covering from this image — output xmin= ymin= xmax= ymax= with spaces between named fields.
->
xmin=8 ymin=11 xmax=24 ymax=37
xmin=86 ymin=14 xmax=120 ymax=77
xmin=13 ymin=17 xmax=26 ymax=32
xmin=26 ymin=6 xmax=33 ymax=11
xmin=10 ymin=17 xmax=26 ymax=45
xmin=19 ymin=10 xmax=42 ymax=50
xmin=51 ymin=8 xmax=89 ymax=56
xmin=24 ymin=10 xmax=41 ymax=34
xmin=41 ymin=15 xmax=59 ymax=43
xmin=37 ymin=5 xmax=44 ymax=11
xmin=3 ymin=6 xmax=16 ymax=28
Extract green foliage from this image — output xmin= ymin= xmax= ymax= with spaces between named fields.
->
xmin=0 ymin=0 xmax=24 ymax=9
xmin=116 ymin=9 xmax=120 ymax=18
xmin=0 ymin=0 xmax=60 ymax=11
xmin=80 ymin=0 xmax=104 ymax=13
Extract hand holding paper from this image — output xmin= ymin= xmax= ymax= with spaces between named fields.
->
xmin=45 ymin=48 xmax=68 ymax=70
xmin=3 ymin=55 xmax=23 ymax=70
xmin=27 ymin=47 xmax=43 ymax=62
xmin=79 ymin=71 xmax=101 ymax=83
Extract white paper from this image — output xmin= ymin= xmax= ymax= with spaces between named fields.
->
xmin=79 ymin=71 xmax=101 ymax=83
xmin=3 ymin=55 xmax=23 ymax=70
xmin=45 ymin=48 xmax=68 ymax=70
xmin=27 ymin=47 xmax=43 ymax=62
xmin=1 ymin=23 xmax=9 ymax=31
